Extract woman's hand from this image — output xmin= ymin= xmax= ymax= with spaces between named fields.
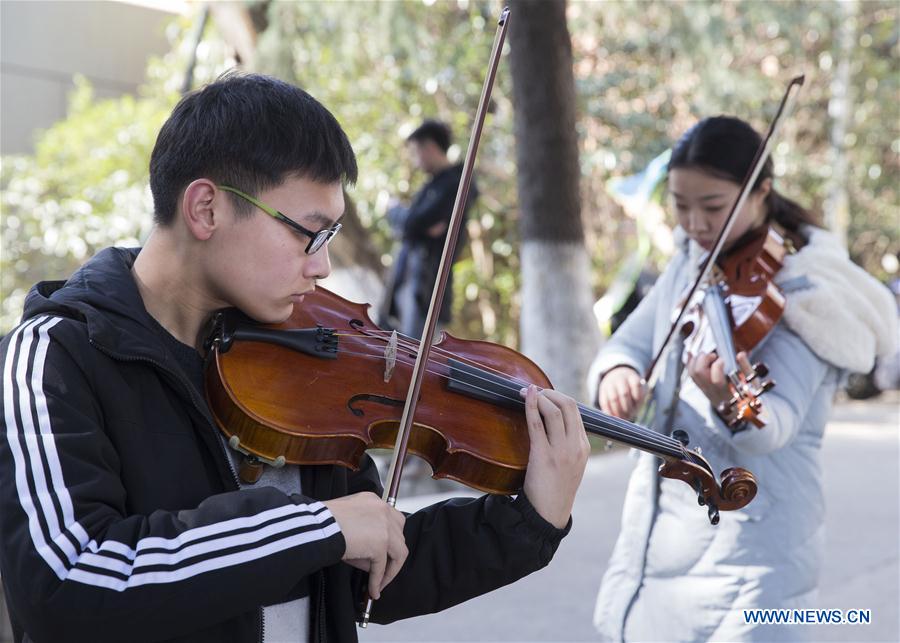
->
xmin=597 ymin=366 xmax=645 ymax=420
xmin=686 ymin=350 xmax=754 ymax=412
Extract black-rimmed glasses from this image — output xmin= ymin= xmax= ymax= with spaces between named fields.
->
xmin=218 ymin=185 xmax=342 ymax=255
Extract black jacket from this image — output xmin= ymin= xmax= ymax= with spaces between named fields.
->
xmin=381 ymin=163 xmax=477 ymax=326
xmin=0 ymin=247 xmax=568 ymax=643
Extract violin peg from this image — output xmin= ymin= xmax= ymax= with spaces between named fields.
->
xmin=672 ymin=429 xmax=690 ymax=447
xmin=708 ymin=504 xmax=720 ymax=525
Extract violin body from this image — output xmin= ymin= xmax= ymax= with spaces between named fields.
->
xmin=206 ymin=287 xmax=547 ymax=494
xmin=680 ymin=224 xmax=795 ymax=429
xmin=715 ymin=225 xmax=789 ymax=353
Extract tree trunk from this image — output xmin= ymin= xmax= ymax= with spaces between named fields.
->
xmin=509 ymin=0 xmax=599 ymax=400
xmin=823 ymin=0 xmax=858 ymax=247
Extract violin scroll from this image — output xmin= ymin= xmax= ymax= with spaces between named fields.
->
xmin=719 ymin=467 xmax=759 ymax=507
xmin=659 ymin=447 xmax=758 ymax=524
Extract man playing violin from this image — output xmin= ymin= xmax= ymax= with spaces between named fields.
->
xmin=0 ymin=72 xmax=590 ymax=643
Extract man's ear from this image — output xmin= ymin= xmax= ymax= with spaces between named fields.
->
xmin=181 ymin=179 xmax=219 ymax=241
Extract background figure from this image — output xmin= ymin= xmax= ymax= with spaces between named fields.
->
xmin=379 ymin=120 xmax=478 ymax=339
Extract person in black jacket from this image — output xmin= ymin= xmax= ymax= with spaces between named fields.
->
xmin=0 ymin=73 xmax=590 ymax=643
xmin=378 ymin=119 xmax=477 ymax=338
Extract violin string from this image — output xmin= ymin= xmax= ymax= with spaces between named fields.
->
xmin=335 ymin=333 xmax=685 ymax=453
xmin=337 ymin=329 xmax=534 ymax=384
xmin=319 ymin=338 xmax=685 ymax=456
xmin=340 ymin=329 xmax=580 ymax=397
xmin=316 ymin=356 xmax=678 ymax=455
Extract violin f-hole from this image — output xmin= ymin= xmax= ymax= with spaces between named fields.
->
xmin=347 ymin=393 xmax=405 ymax=417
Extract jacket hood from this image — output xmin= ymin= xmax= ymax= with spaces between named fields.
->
xmin=22 ymin=247 xmax=165 ymax=359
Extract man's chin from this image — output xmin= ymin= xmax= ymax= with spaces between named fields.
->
xmin=244 ymin=305 xmax=294 ymax=326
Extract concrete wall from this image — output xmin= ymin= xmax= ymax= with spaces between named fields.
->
xmin=1 ymin=0 xmax=177 ymax=155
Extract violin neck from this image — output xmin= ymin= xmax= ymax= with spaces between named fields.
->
xmin=445 ymin=357 xmax=683 ymax=460
xmin=700 ymin=284 xmax=741 ymax=375
xmin=575 ymin=403 xmax=684 ymax=460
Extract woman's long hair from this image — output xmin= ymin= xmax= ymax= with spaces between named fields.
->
xmin=668 ymin=116 xmax=821 ymax=232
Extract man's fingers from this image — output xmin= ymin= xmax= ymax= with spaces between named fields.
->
xmin=614 ymin=392 xmax=632 ymax=419
xmin=379 ymin=535 xmax=408 ymax=593
xmin=534 ymin=390 xmax=566 ymax=446
xmin=367 ymin=555 xmax=387 ymax=600
xmin=521 ymin=385 xmax=549 ymax=450
xmin=538 ymin=389 xmax=582 ymax=440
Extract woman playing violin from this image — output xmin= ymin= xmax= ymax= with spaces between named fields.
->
xmin=591 ymin=115 xmax=897 ymax=641
xmin=0 ymin=72 xmax=590 ymax=643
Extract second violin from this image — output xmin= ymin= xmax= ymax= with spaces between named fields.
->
xmin=681 ymin=224 xmax=797 ymax=428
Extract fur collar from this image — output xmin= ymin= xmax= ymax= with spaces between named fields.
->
xmin=775 ymin=226 xmax=897 ymax=372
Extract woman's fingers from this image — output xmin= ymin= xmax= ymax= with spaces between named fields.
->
xmin=736 ymin=351 xmax=755 ymax=378
xmin=598 ymin=366 xmax=643 ymax=419
xmin=710 ymin=356 xmax=726 ymax=387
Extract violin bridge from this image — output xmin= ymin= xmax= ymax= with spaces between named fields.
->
xmin=384 ymin=330 xmax=398 ymax=382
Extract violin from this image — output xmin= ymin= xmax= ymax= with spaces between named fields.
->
xmin=680 ymin=224 xmax=795 ymax=428
xmin=204 ymin=285 xmax=757 ymax=525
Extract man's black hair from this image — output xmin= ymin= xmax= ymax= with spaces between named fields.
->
xmin=407 ymin=119 xmax=452 ymax=153
xmin=149 ymin=71 xmax=358 ymax=225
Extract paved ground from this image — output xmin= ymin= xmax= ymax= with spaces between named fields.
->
xmin=0 ymin=395 xmax=894 ymax=643
xmin=360 ymin=392 xmax=900 ymax=643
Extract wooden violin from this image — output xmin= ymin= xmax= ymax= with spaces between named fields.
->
xmin=680 ymin=224 xmax=795 ymax=428
xmin=204 ymin=285 xmax=757 ymax=525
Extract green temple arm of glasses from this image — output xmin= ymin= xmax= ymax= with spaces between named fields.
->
xmin=217 ymin=185 xmax=284 ymax=220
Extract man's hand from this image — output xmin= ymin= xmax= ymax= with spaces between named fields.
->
xmin=520 ymin=386 xmax=591 ymax=529
xmin=426 ymin=220 xmax=448 ymax=238
xmin=323 ymin=492 xmax=407 ymax=599
xmin=597 ymin=365 xmax=645 ymax=420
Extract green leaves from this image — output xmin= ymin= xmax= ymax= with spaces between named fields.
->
xmin=2 ymin=1 xmax=896 ymax=336
xmin=0 ymin=78 xmax=174 ymax=330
